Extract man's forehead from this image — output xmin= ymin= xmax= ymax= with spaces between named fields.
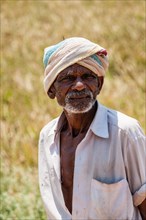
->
xmin=59 ymin=63 xmax=92 ymax=76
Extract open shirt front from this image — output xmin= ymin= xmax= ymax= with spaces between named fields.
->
xmin=38 ymin=102 xmax=146 ymax=220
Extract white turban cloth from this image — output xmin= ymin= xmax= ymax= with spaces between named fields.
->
xmin=43 ymin=37 xmax=109 ymax=94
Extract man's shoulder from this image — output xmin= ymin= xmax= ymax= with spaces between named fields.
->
xmin=105 ymin=106 xmax=143 ymax=137
xmin=107 ymin=107 xmax=137 ymax=128
xmin=39 ymin=117 xmax=59 ymax=137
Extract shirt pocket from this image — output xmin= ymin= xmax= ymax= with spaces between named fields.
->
xmin=88 ymin=178 xmax=134 ymax=220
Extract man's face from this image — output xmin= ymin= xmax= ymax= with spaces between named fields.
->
xmin=50 ymin=64 xmax=103 ymax=114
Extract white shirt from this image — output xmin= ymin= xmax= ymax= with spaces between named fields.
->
xmin=38 ymin=103 xmax=146 ymax=220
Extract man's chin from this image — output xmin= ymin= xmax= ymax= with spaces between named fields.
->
xmin=64 ymin=100 xmax=95 ymax=114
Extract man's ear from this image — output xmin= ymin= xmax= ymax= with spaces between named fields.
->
xmin=97 ymin=76 xmax=104 ymax=94
xmin=47 ymin=85 xmax=56 ymax=99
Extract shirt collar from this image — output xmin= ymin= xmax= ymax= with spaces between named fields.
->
xmin=48 ymin=102 xmax=109 ymax=139
xmin=47 ymin=112 xmax=67 ymax=137
xmin=90 ymin=102 xmax=109 ymax=138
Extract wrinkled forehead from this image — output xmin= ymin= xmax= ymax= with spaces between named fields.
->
xmin=57 ymin=63 xmax=94 ymax=77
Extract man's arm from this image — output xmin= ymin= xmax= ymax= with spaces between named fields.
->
xmin=124 ymin=121 xmax=146 ymax=219
xmin=138 ymin=198 xmax=146 ymax=220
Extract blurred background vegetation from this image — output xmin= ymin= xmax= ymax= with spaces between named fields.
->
xmin=1 ymin=0 xmax=145 ymax=219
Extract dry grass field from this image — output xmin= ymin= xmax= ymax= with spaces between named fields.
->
xmin=1 ymin=0 xmax=145 ymax=219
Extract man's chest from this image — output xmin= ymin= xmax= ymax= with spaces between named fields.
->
xmin=60 ymin=131 xmax=86 ymax=187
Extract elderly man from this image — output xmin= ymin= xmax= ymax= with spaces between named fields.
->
xmin=39 ymin=37 xmax=146 ymax=220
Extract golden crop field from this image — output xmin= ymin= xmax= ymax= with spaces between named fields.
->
xmin=1 ymin=0 xmax=145 ymax=219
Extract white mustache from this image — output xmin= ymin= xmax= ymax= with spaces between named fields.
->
xmin=65 ymin=90 xmax=93 ymax=99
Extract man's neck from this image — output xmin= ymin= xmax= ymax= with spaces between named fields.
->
xmin=63 ymin=102 xmax=97 ymax=137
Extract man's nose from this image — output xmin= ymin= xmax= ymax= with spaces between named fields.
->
xmin=72 ymin=78 xmax=86 ymax=91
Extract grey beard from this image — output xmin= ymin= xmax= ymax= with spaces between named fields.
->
xmin=64 ymin=90 xmax=95 ymax=114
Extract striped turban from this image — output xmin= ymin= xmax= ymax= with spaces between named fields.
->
xmin=43 ymin=37 xmax=109 ymax=94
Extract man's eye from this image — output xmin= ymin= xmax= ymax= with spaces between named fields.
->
xmin=59 ymin=75 xmax=75 ymax=82
xmin=82 ymin=73 xmax=97 ymax=79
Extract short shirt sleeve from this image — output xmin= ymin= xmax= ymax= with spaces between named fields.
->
xmin=124 ymin=122 xmax=146 ymax=206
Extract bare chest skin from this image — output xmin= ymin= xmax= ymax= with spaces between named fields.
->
xmin=60 ymin=129 xmax=87 ymax=214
